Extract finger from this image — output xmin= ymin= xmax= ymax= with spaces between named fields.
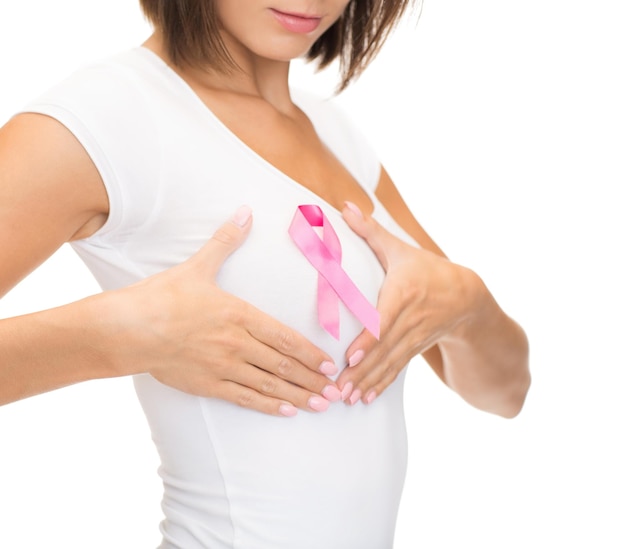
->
xmin=242 ymin=303 xmax=338 ymax=377
xmin=348 ymin=321 xmax=430 ymax=405
xmin=341 ymin=281 xmax=403 ymax=376
xmin=343 ymin=201 xmax=410 ymax=271
xmin=213 ymin=379 xmax=301 ymax=417
xmin=360 ymin=353 xmax=413 ymax=405
xmin=337 ymin=336 xmax=388 ymax=402
xmin=239 ymin=336 xmax=341 ymax=402
xmin=190 ymin=205 xmax=253 ymax=279
xmin=343 ymin=347 xmax=408 ymax=406
xmin=337 ymin=306 xmax=413 ymax=400
xmin=362 ymin=335 xmax=424 ymax=405
xmin=226 ymin=362 xmax=337 ymax=412
xmin=342 ymin=201 xmax=391 ymax=270
xmin=343 ymin=328 xmax=378 ymax=369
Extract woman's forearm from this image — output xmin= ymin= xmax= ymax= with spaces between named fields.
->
xmin=435 ymin=271 xmax=530 ymax=418
xmin=0 ymin=291 xmax=131 ymax=406
xmin=0 ymin=212 xmax=344 ymax=415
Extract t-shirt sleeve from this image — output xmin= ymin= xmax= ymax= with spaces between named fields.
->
xmin=18 ymin=59 xmax=160 ymax=240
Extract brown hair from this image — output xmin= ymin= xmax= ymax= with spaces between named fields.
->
xmin=139 ymin=0 xmax=416 ymax=91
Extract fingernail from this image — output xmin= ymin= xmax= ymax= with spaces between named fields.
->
xmin=232 ymin=205 xmax=252 ymax=227
xmin=364 ymin=391 xmax=377 ymax=405
xmin=341 ymin=381 xmax=353 ymax=401
xmin=308 ymin=396 xmax=330 ymax=412
xmin=322 ymin=385 xmax=342 ymax=402
xmin=348 ymin=349 xmax=364 ymax=368
xmin=344 ymin=201 xmax=363 ymax=218
xmin=319 ymin=360 xmax=338 ymax=376
xmin=278 ymin=403 xmax=298 ymax=417
xmin=348 ymin=389 xmax=362 ymax=406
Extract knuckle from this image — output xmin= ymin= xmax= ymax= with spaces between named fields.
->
xmin=236 ymin=389 xmax=256 ymax=409
xmin=380 ymin=360 xmax=394 ymax=378
xmin=383 ymin=366 xmax=399 ymax=384
xmin=275 ymin=329 xmax=296 ymax=353
xmin=215 ymin=331 xmax=244 ymax=354
xmin=222 ymin=302 xmax=248 ymax=326
xmin=276 ymin=358 xmax=294 ymax=378
xmin=211 ymin=226 xmax=238 ymax=246
xmin=260 ymin=376 xmax=278 ymax=395
xmin=380 ymin=359 xmax=407 ymax=388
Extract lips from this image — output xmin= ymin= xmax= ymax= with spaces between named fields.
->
xmin=270 ymin=8 xmax=322 ymax=34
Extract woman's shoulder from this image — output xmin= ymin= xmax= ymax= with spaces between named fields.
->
xmin=21 ymin=49 xmax=160 ymax=114
xmin=15 ymin=49 xmax=169 ymax=243
xmin=291 ymin=88 xmax=349 ymax=131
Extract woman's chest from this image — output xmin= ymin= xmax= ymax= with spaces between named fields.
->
xmin=192 ymin=93 xmax=376 ymax=215
xmin=124 ymin=117 xmax=387 ymax=347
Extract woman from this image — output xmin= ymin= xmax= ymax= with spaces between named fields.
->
xmin=0 ymin=1 xmax=530 ymax=547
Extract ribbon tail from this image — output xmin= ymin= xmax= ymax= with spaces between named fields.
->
xmin=318 ymin=276 xmax=340 ymax=340
xmin=317 ymin=261 xmax=381 ymax=340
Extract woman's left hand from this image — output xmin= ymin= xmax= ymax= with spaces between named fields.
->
xmin=336 ymin=202 xmax=482 ymax=405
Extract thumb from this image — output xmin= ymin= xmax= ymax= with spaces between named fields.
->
xmin=342 ymin=201 xmax=396 ymax=271
xmin=192 ymin=205 xmax=253 ymax=279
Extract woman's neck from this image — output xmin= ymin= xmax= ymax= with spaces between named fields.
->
xmin=142 ymin=31 xmax=295 ymax=114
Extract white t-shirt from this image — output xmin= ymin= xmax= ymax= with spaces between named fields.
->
xmin=23 ymin=48 xmax=413 ymax=548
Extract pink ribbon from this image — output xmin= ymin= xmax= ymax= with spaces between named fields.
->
xmin=289 ymin=205 xmax=380 ymax=340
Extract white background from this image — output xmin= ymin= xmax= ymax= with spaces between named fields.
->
xmin=1 ymin=1 xmax=625 ymax=547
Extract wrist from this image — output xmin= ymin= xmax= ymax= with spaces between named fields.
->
xmin=443 ymin=265 xmax=495 ymax=345
xmin=81 ymin=288 xmax=148 ymax=379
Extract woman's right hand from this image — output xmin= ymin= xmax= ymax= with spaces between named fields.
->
xmin=111 ymin=206 xmax=341 ymax=417
xmin=1 ymin=116 xmax=337 ymax=412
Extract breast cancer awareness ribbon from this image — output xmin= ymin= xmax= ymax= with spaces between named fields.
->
xmin=288 ymin=204 xmax=380 ymax=340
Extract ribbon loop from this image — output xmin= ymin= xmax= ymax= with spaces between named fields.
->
xmin=289 ymin=205 xmax=380 ymax=340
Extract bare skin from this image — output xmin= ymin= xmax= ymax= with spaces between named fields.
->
xmin=337 ymin=189 xmax=530 ymax=418
xmin=0 ymin=114 xmax=340 ymax=414
xmin=143 ymin=28 xmax=531 ymax=416
xmin=0 ymin=3 xmax=529 ymax=417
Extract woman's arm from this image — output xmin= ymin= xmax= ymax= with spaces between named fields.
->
xmin=0 ymin=114 xmax=339 ymax=413
xmin=0 ymin=114 xmax=109 ymax=298
xmin=337 ymin=167 xmax=530 ymax=418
